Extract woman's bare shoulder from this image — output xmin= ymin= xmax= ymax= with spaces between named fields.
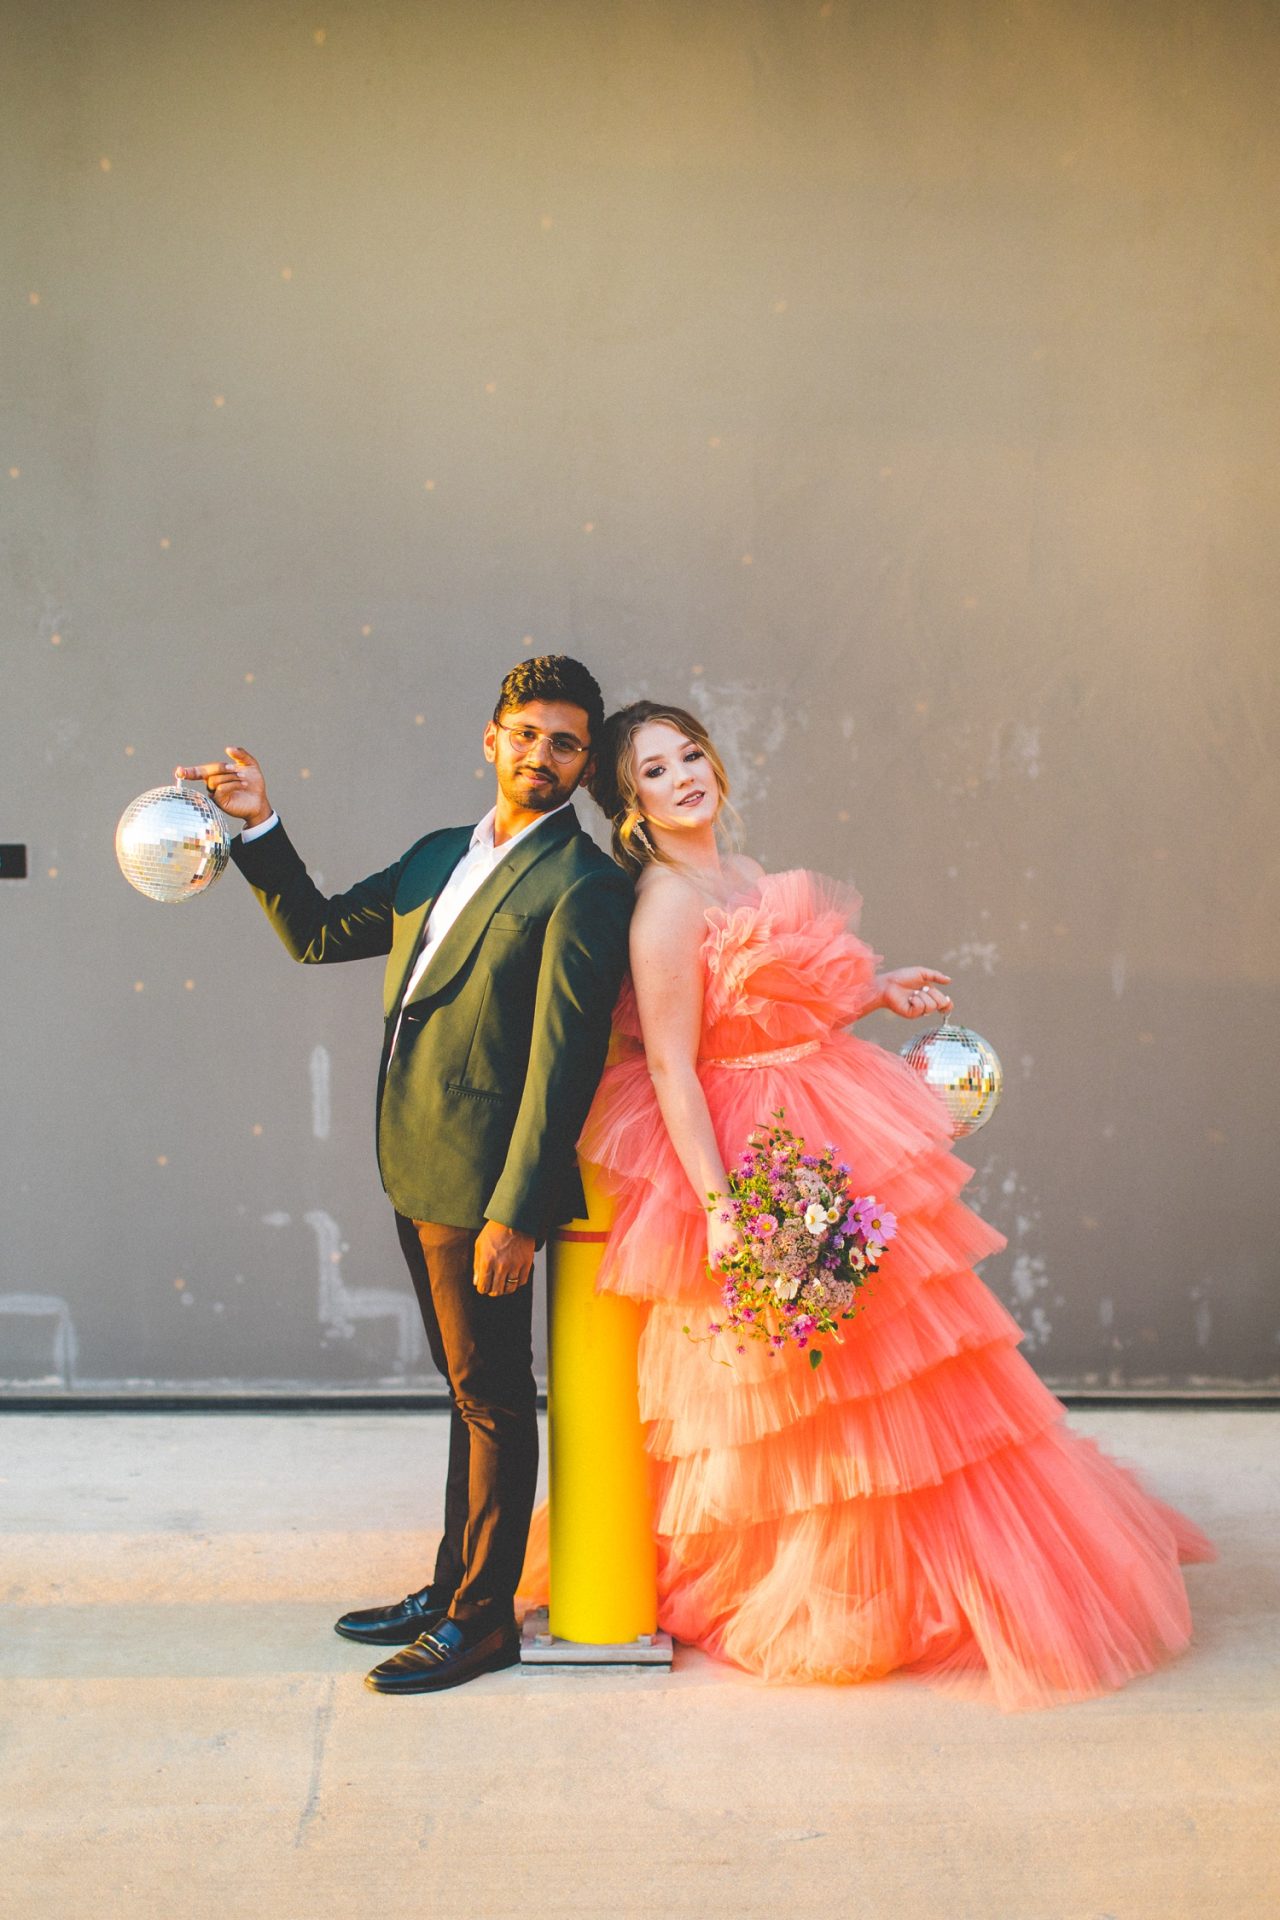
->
xmin=725 ymin=851 xmax=767 ymax=887
xmin=631 ymin=867 xmax=713 ymax=953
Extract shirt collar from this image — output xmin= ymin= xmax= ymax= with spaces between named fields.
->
xmin=469 ymin=798 xmax=575 ymax=855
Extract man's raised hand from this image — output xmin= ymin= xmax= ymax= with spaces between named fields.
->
xmin=174 ymin=747 xmax=273 ymax=829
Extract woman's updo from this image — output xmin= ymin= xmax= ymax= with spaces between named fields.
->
xmin=589 ymin=700 xmax=734 ymax=875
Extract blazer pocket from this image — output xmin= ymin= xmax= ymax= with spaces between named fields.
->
xmin=452 ymin=978 xmax=518 ymax=1103
xmin=488 ymin=911 xmax=532 ymax=933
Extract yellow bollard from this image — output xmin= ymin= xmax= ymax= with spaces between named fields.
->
xmin=538 ymin=1160 xmax=666 ymax=1656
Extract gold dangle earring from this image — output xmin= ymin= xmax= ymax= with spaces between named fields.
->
xmin=620 ymin=807 xmax=651 ymax=855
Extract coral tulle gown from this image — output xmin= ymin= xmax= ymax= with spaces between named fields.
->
xmin=526 ymin=870 xmax=1213 ymax=1710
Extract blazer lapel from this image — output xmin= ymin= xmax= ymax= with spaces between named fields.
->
xmin=402 ymin=806 xmax=580 ymax=1008
xmin=383 ymin=826 xmax=474 ymax=1018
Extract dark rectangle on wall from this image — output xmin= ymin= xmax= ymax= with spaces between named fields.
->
xmin=0 ymin=845 xmax=28 ymax=879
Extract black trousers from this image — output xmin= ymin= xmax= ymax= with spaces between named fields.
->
xmin=393 ymin=1212 xmax=538 ymax=1632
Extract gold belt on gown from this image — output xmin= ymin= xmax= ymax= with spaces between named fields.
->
xmin=701 ymin=1039 xmax=824 ymax=1070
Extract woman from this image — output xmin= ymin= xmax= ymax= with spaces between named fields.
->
xmin=534 ymin=700 xmax=1213 ymax=1709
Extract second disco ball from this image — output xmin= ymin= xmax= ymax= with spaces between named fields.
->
xmin=900 ymin=1017 xmax=1004 ymax=1138
xmin=115 ymin=782 xmax=231 ymax=903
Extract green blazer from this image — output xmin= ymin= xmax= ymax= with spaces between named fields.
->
xmin=230 ymin=808 xmax=633 ymax=1241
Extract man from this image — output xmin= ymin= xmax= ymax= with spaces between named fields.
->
xmin=178 ymin=656 xmax=632 ymax=1694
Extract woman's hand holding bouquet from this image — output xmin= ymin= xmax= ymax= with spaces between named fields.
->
xmin=690 ymin=1113 xmax=895 ymax=1370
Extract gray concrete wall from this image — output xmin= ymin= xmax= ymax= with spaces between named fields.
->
xmin=3 ymin=0 xmax=1276 ymax=1394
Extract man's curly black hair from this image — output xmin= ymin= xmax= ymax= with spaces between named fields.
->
xmin=493 ymin=655 xmax=605 ymax=745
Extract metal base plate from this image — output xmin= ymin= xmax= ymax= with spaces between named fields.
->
xmin=519 ymin=1607 xmax=674 ymax=1667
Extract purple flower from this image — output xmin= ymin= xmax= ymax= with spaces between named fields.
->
xmin=865 ymin=1206 xmax=897 ymax=1243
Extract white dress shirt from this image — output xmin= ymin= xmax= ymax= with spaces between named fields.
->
xmin=398 ymin=800 xmax=572 ymax=1005
xmin=386 ymin=800 xmax=572 ymax=1059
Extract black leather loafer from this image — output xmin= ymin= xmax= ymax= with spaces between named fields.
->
xmin=334 ymin=1584 xmax=452 ymax=1647
xmin=364 ymin=1618 xmax=520 ymax=1695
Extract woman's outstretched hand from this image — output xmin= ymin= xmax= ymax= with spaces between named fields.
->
xmin=173 ymin=747 xmax=273 ymax=829
xmin=876 ymin=967 xmax=953 ymax=1020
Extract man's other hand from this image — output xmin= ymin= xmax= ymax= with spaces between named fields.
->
xmin=174 ymin=747 xmax=273 ymax=829
xmin=473 ymin=1221 xmax=536 ymax=1296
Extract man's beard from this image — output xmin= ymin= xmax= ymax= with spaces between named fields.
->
xmin=499 ymin=766 xmax=573 ymax=812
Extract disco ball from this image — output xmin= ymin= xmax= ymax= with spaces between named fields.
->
xmin=115 ymin=782 xmax=231 ymax=903
xmin=900 ymin=1017 xmax=1003 ymax=1138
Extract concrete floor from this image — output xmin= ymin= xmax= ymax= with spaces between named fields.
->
xmin=0 ymin=1409 xmax=1275 ymax=1920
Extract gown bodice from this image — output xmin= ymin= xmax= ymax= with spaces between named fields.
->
xmin=611 ymin=869 xmax=881 ymax=1064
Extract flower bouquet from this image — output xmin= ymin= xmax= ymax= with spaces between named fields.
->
xmin=691 ymin=1112 xmax=896 ymax=1369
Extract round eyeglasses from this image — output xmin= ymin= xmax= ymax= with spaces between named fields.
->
xmin=495 ymin=721 xmax=590 ymax=764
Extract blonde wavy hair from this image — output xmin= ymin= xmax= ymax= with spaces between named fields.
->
xmin=589 ymin=700 xmax=737 ymax=876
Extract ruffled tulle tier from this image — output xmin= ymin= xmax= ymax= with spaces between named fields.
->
xmin=651 ymin=1336 xmax=1068 ymax=1528
xmin=640 ymin=1262 xmax=1031 ymax=1457
xmin=655 ymin=1420 xmax=1214 ymax=1708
